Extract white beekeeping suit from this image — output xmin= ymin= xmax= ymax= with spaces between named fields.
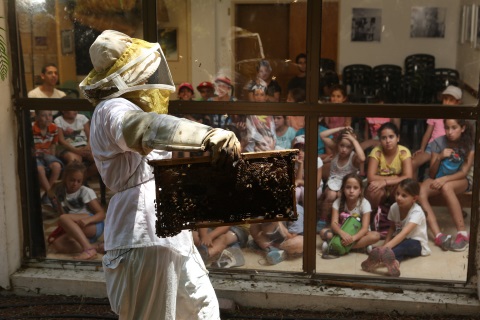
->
xmin=79 ymin=30 xmax=240 ymax=320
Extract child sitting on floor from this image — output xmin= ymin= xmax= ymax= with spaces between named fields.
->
xmin=319 ymin=173 xmax=380 ymax=254
xmin=361 ymin=178 xmax=431 ymax=277
xmin=47 ymin=162 xmax=105 ymax=260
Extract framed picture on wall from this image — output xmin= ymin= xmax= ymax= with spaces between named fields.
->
xmin=158 ymin=28 xmax=178 ymax=61
xmin=351 ymin=8 xmax=381 ymax=42
xmin=410 ymin=7 xmax=446 ymax=38
xmin=61 ymin=30 xmax=74 ymax=55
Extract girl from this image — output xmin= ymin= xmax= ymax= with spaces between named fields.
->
xmin=319 ymin=173 xmax=380 ymax=253
xmin=246 ymin=60 xmax=281 ymax=102
xmin=364 ymin=122 xmax=413 ymax=222
xmin=418 ymin=119 xmax=474 ymax=252
xmin=48 ymin=162 xmax=105 ymax=260
xmin=361 ymin=179 xmax=431 ymax=277
xmin=325 ymin=84 xmax=351 ymax=134
xmin=318 ymin=126 xmax=366 ymax=232
xmin=274 ymin=115 xmax=296 ymax=150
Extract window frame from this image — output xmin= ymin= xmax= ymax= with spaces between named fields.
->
xmin=9 ymin=0 xmax=479 ymax=292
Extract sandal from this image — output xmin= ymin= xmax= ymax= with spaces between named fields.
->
xmin=96 ymin=242 xmax=105 ymax=254
xmin=73 ymin=248 xmax=97 ymax=260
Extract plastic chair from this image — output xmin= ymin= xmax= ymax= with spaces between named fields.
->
xmin=342 ymin=64 xmax=373 ymax=102
xmin=433 ymin=68 xmax=460 ymax=103
xmin=403 ymin=54 xmax=435 ymax=103
xmin=372 ymin=64 xmax=403 ymax=103
xmin=320 ymin=58 xmax=336 ymax=73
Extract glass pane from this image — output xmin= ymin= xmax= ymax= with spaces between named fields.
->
xmin=320 ymin=1 xmax=479 ymax=106
xmin=316 ymin=117 xmax=473 ymax=282
xmin=18 ymin=0 xmax=143 ymax=97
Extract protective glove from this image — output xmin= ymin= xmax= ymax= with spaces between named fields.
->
xmin=202 ymin=128 xmax=241 ymax=167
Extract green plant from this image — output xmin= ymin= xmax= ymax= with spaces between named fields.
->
xmin=0 ymin=16 xmax=9 ymax=81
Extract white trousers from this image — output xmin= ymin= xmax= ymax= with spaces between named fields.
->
xmin=103 ymin=245 xmax=220 ymax=320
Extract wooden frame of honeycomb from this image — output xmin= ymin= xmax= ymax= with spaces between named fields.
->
xmin=149 ymin=150 xmax=298 ymax=237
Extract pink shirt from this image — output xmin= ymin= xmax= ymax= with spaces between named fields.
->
xmin=366 ymin=117 xmax=390 ymax=138
xmin=426 ymin=119 xmax=445 ymax=143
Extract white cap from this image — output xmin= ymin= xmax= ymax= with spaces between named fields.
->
xmin=442 ymin=85 xmax=462 ymax=100
xmin=292 ymin=135 xmax=305 ymax=147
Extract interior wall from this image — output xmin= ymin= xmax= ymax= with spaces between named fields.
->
xmin=0 ymin=0 xmax=22 ymax=289
xmin=338 ymin=0 xmax=460 ymax=74
xmin=457 ymin=0 xmax=480 ymax=93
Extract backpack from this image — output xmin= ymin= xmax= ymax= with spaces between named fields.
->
xmin=327 ymin=215 xmax=362 ymax=256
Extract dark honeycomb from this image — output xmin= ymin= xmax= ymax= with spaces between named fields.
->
xmin=149 ymin=150 xmax=298 ymax=237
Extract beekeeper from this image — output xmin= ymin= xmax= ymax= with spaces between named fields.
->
xmin=79 ymin=30 xmax=240 ymax=320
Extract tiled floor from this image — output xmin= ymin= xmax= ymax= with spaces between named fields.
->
xmin=43 ymin=183 xmax=470 ymax=282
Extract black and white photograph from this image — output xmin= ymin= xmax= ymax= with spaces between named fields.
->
xmin=410 ymin=6 xmax=446 ymax=38
xmin=351 ymin=8 xmax=381 ymax=42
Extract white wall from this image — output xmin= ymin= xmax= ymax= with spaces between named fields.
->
xmin=338 ymin=0 xmax=460 ymax=73
xmin=457 ymin=0 xmax=480 ymax=92
xmin=0 ymin=0 xmax=22 ymax=289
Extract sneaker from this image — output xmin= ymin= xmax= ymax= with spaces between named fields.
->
xmin=361 ymin=247 xmax=382 ymax=272
xmin=380 ymin=247 xmax=400 ymax=277
xmin=213 ymin=247 xmax=245 ymax=268
xmin=266 ymin=250 xmax=286 ymax=265
xmin=434 ymin=233 xmax=452 ymax=251
xmin=321 ymin=241 xmax=329 ymax=254
xmin=449 ymin=233 xmax=469 ymax=252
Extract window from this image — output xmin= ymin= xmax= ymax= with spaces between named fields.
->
xmin=14 ymin=0 xmax=479 ymax=288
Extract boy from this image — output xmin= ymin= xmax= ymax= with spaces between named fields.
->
xmin=33 ymin=110 xmax=62 ymax=193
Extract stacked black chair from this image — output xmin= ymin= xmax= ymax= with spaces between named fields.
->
xmin=403 ymin=54 xmax=435 ymax=103
xmin=433 ymin=68 xmax=460 ymax=103
xmin=372 ymin=64 xmax=403 ymax=103
xmin=342 ymin=64 xmax=374 ymax=103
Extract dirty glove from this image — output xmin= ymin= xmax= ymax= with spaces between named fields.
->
xmin=202 ymin=128 xmax=241 ymax=167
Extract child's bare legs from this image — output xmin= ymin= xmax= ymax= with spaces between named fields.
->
xmin=280 ymin=235 xmax=303 ymax=255
xmin=52 ymin=213 xmax=97 ymax=259
xmin=352 ymin=231 xmax=381 ymax=249
xmin=207 ymin=231 xmax=239 ymax=258
xmin=319 ymin=187 xmax=338 ymax=223
xmin=441 ymin=179 xmax=469 ymax=232
xmin=296 ymin=186 xmax=304 ymax=206
xmin=48 ymin=162 xmax=62 ymax=189
xmin=37 ymin=165 xmax=51 ymax=192
xmin=319 ymin=228 xmax=334 ymax=241
xmin=412 ymin=151 xmax=431 ymax=181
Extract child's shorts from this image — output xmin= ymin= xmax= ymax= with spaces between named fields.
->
xmin=36 ymin=154 xmax=63 ymax=172
xmin=229 ymin=226 xmax=249 ymax=247
xmin=88 ymin=213 xmax=105 ymax=244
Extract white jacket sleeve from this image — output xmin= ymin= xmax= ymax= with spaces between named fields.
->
xmin=121 ymin=110 xmax=212 ymax=155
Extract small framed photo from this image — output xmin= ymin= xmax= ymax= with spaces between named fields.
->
xmin=61 ymin=30 xmax=74 ymax=55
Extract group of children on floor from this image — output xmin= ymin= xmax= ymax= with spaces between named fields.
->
xmin=33 ymin=109 xmax=105 ymax=260
xmin=192 ymin=83 xmax=473 ymax=277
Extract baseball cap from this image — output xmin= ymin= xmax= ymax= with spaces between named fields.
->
xmin=292 ymin=135 xmax=305 ymax=148
xmin=215 ymin=76 xmax=233 ymax=87
xmin=178 ymin=82 xmax=194 ymax=93
xmin=197 ymin=81 xmax=214 ymax=90
xmin=442 ymin=85 xmax=462 ymax=100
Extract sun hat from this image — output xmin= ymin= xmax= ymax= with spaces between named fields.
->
xmin=178 ymin=82 xmax=194 ymax=93
xmin=442 ymin=85 xmax=462 ymax=100
xmin=197 ymin=81 xmax=214 ymax=90
xmin=79 ymin=30 xmax=175 ymax=105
